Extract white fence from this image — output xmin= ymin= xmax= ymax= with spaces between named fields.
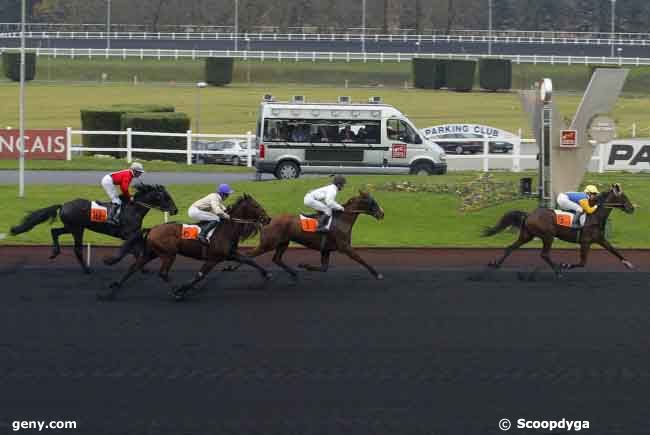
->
xmin=65 ymin=129 xmax=615 ymax=174
xmin=66 ymin=128 xmax=255 ymax=167
xmin=3 ymin=30 xmax=650 ymax=46
xmin=5 ymin=47 xmax=648 ymax=66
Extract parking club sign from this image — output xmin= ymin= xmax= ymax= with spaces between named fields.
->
xmin=0 ymin=129 xmax=67 ymax=160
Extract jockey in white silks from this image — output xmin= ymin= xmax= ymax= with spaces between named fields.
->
xmin=303 ymin=175 xmax=346 ymax=232
xmin=188 ymin=183 xmax=233 ymax=245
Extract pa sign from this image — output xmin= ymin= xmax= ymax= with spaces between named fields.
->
xmin=0 ymin=130 xmax=67 ymax=160
xmin=605 ymin=140 xmax=650 ymax=172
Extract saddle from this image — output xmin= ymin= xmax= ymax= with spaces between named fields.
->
xmin=554 ymin=210 xmax=585 ymax=229
xmin=90 ymin=201 xmax=110 ymax=223
xmin=181 ymin=222 xmax=218 ymax=240
xmin=300 ymin=212 xmax=334 ymax=233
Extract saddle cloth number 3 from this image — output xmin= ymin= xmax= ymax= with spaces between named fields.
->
xmin=300 ymin=216 xmax=318 ymax=233
xmin=555 ymin=213 xmax=574 ymax=227
xmin=181 ymin=225 xmax=200 ymax=240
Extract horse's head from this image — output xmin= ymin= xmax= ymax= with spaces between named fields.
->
xmin=346 ymin=191 xmax=385 ymax=220
xmin=228 ymin=194 xmax=271 ymax=225
xmin=133 ymin=184 xmax=178 ymax=215
xmin=600 ymin=183 xmax=634 ymax=214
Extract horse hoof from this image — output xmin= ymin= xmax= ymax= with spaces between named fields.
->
xmin=622 ymin=260 xmax=635 ymax=270
xmin=376 ymin=273 xmax=384 ymax=280
xmin=140 ymin=267 xmax=151 ymax=275
xmin=263 ymin=272 xmax=273 ymax=280
xmin=297 ymin=263 xmax=307 ymax=269
xmin=103 ymin=256 xmax=118 ymax=266
xmin=83 ymin=268 xmax=93 ymax=275
xmin=159 ymin=274 xmax=170 ymax=283
xmin=96 ymin=291 xmax=115 ymax=301
xmin=109 ymin=281 xmax=121 ymax=290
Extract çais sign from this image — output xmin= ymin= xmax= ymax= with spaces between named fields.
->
xmin=0 ymin=129 xmax=67 ymax=160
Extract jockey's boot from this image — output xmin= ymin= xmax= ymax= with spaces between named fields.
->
xmin=316 ymin=214 xmax=330 ymax=233
xmin=198 ymin=220 xmax=219 ymax=246
xmin=108 ymin=204 xmax=121 ymax=225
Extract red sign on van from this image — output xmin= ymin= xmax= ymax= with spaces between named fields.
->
xmin=0 ymin=129 xmax=67 ymax=160
xmin=392 ymin=143 xmax=407 ymax=159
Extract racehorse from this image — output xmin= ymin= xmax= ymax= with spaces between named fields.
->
xmin=10 ymin=184 xmax=178 ymax=274
xmin=226 ymin=191 xmax=385 ymax=279
xmin=483 ymin=184 xmax=634 ymax=277
xmin=100 ymin=194 xmax=271 ymax=301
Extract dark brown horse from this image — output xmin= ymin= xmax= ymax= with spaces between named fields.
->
xmin=99 ymin=194 xmax=271 ymax=301
xmin=483 ymin=184 xmax=634 ymax=276
xmin=227 ymin=191 xmax=385 ymax=279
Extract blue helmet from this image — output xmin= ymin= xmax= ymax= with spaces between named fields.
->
xmin=217 ymin=183 xmax=234 ymax=195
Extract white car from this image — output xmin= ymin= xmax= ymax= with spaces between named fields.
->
xmin=194 ymin=139 xmax=257 ymax=165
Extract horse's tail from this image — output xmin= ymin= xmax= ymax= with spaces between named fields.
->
xmin=10 ymin=205 xmax=61 ymax=236
xmin=482 ymin=210 xmax=528 ymax=237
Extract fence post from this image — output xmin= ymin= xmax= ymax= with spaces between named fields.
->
xmin=66 ymin=127 xmax=72 ymax=160
xmin=186 ymin=130 xmax=193 ymax=165
xmin=126 ymin=128 xmax=133 ymax=163
xmin=513 ymin=139 xmax=521 ymax=172
xmin=483 ymin=138 xmax=489 ymax=172
xmin=598 ymin=142 xmax=606 ymax=173
xmin=246 ymin=131 xmax=253 ymax=167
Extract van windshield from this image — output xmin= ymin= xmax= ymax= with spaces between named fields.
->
xmin=263 ymin=118 xmax=381 ymax=145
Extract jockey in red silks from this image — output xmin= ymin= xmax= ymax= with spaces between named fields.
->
xmin=101 ymin=162 xmax=145 ymax=224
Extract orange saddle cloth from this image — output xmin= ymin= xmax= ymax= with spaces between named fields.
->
xmin=90 ymin=201 xmax=108 ymax=223
xmin=299 ymin=215 xmax=319 ymax=233
xmin=554 ymin=210 xmax=575 ymax=228
xmin=181 ymin=224 xmax=201 ymax=240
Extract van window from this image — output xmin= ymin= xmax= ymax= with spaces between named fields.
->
xmin=387 ymin=119 xmax=420 ymax=144
xmin=264 ymin=119 xmax=381 ymax=145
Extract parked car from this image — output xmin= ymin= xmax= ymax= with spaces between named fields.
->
xmin=193 ymin=139 xmax=256 ymax=165
xmin=433 ymin=133 xmax=513 ymax=154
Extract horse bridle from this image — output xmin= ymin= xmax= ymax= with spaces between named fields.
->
xmin=133 ymin=200 xmax=175 ymax=213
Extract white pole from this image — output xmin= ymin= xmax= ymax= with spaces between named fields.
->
xmin=186 ymin=130 xmax=193 ymax=165
xmin=488 ymin=0 xmax=493 ymax=55
xmin=18 ymin=0 xmax=26 ymax=198
xmin=107 ymin=0 xmax=111 ymax=50
xmin=361 ymin=0 xmax=366 ymax=53
xmin=610 ymin=0 xmax=616 ymax=57
xmin=246 ymin=131 xmax=253 ymax=167
xmin=66 ymin=127 xmax=72 ymax=160
xmin=164 ymin=212 xmax=169 ymax=223
xmin=482 ymin=138 xmax=489 ymax=172
xmin=234 ymin=0 xmax=239 ymax=51
xmin=126 ymin=127 xmax=132 ymax=163
xmin=86 ymin=243 xmax=91 ymax=268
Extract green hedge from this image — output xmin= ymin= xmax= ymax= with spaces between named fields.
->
xmin=205 ymin=57 xmax=234 ymax=86
xmin=412 ymin=58 xmax=447 ymax=89
xmin=121 ymin=112 xmax=190 ymax=162
xmin=479 ymin=59 xmax=512 ymax=91
xmin=80 ymin=104 xmax=174 ymax=156
xmin=445 ymin=60 xmax=475 ymax=92
xmin=2 ymin=51 xmax=36 ymax=81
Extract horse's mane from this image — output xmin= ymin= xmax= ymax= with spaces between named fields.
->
xmin=227 ymin=193 xmax=261 ymax=241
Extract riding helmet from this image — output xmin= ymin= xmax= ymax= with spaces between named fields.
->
xmin=584 ymin=185 xmax=599 ymax=195
xmin=217 ymin=183 xmax=234 ymax=195
xmin=130 ymin=162 xmax=145 ymax=174
xmin=333 ymin=175 xmax=347 ymax=187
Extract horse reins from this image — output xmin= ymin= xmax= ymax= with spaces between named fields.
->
xmin=134 ymin=200 xmax=174 ymax=213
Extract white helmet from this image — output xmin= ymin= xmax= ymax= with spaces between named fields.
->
xmin=130 ymin=162 xmax=144 ymax=174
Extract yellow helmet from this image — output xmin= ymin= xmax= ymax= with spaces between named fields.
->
xmin=584 ymin=185 xmax=599 ymax=195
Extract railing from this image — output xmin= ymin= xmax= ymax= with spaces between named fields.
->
xmin=5 ymin=48 xmax=649 ymax=66
xmin=67 ymin=128 xmax=256 ymax=167
xmin=2 ymin=30 xmax=650 ymax=46
xmin=65 ymin=129 xmax=611 ymax=174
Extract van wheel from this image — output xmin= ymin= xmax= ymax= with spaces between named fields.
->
xmin=275 ymin=161 xmax=300 ymax=179
xmin=410 ymin=162 xmax=433 ymax=176
xmin=455 ymin=145 xmax=464 ymax=154
xmin=231 ymin=156 xmax=241 ymax=166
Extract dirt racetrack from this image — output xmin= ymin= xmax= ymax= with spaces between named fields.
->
xmin=1 ymin=247 xmax=650 ymax=434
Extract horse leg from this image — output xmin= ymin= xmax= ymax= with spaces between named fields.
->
xmin=49 ymin=226 xmax=68 ymax=259
xmin=158 ymin=254 xmax=176 ymax=282
xmin=562 ymin=242 xmax=591 ymax=270
xmin=70 ymin=228 xmax=91 ymax=274
xmin=228 ymin=253 xmax=271 ymax=280
xmin=540 ymin=236 xmax=562 ymax=277
xmin=488 ymin=229 xmax=534 ymax=268
xmin=172 ymin=260 xmax=219 ymax=301
xmin=104 ymin=233 xmax=142 ymax=266
xmin=298 ymin=250 xmax=331 ymax=273
xmin=272 ymin=242 xmax=298 ymax=278
xmin=100 ymin=250 xmax=158 ymax=300
xmin=339 ymin=246 xmax=383 ymax=280
xmin=597 ymin=239 xmax=635 ymax=269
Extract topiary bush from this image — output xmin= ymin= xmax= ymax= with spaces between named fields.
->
xmin=2 ymin=51 xmax=36 ymax=81
xmin=120 ymin=112 xmax=190 ymax=162
xmin=412 ymin=58 xmax=447 ymax=89
xmin=479 ymin=59 xmax=512 ymax=91
xmin=205 ymin=57 xmax=234 ymax=86
xmin=445 ymin=60 xmax=476 ymax=92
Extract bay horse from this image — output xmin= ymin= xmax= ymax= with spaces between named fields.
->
xmin=100 ymin=194 xmax=271 ymax=301
xmin=10 ymin=184 xmax=178 ymax=274
xmin=227 ymin=191 xmax=385 ymax=279
xmin=483 ymin=184 xmax=634 ymax=276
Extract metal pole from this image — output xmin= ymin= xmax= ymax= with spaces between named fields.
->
xmin=18 ymin=0 xmax=26 ymax=198
xmin=107 ymin=0 xmax=111 ymax=50
xmin=234 ymin=0 xmax=239 ymax=51
xmin=488 ymin=0 xmax=493 ymax=55
xmin=610 ymin=0 xmax=615 ymax=57
xmin=195 ymin=87 xmax=201 ymax=136
xmin=361 ymin=0 xmax=366 ymax=53
xmin=246 ymin=38 xmax=251 ymax=83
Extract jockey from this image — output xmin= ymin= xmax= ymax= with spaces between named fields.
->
xmin=188 ymin=183 xmax=233 ymax=245
xmin=304 ymin=175 xmax=346 ymax=232
xmin=101 ymin=162 xmax=145 ymax=224
xmin=556 ymin=185 xmax=599 ymax=224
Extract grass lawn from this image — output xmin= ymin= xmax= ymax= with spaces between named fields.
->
xmin=2 ymin=172 xmax=648 ymax=248
xmin=1 ymin=82 xmax=650 ymax=141
xmin=0 ymin=156 xmax=253 ymax=173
